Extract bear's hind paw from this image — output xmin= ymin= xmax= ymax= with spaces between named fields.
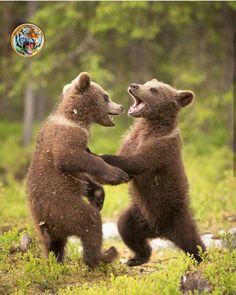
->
xmin=126 ymin=256 xmax=149 ymax=267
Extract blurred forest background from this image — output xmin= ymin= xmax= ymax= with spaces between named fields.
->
xmin=0 ymin=1 xmax=236 ymax=232
xmin=0 ymin=2 xmax=236 ymax=294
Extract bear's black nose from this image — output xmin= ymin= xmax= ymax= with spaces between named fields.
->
xmin=130 ymin=83 xmax=139 ymax=90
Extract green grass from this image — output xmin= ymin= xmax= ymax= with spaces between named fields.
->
xmin=0 ymin=178 xmax=28 ymax=229
xmin=0 ymin=120 xmax=236 ymax=294
xmin=0 ymin=228 xmax=236 ymax=294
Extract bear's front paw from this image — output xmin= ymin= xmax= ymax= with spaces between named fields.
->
xmin=103 ymin=166 xmax=129 ymax=185
xmin=92 ymin=188 xmax=105 ymax=211
xmin=85 ymin=184 xmax=105 ymax=211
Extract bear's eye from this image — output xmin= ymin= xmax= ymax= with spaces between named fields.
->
xmin=150 ymin=87 xmax=158 ymax=94
xmin=104 ymin=94 xmax=109 ymax=102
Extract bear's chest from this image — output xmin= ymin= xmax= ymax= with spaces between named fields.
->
xmin=120 ymin=130 xmax=148 ymax=156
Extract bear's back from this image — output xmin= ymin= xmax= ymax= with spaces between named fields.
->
xmin=27 ymin=118 xmax=88 ymax=202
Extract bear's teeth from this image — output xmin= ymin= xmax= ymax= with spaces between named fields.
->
xmin=128 ymin=102 xmax=145 ymax=115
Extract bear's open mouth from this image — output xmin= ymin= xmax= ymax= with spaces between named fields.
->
xmin=128 ymin=89 xmax=146 ymax=116
xmin=108 ymin=113 xmax=118 ymax=122
xmin=108 ymin=112 xmax=120 ymax=116
xmin=108 ymin=111 xmax=121 ymax=122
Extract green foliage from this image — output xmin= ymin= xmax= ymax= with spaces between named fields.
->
xmin=184 ymin=146 xmax=235 ymax=232
xmin=89 ymin=2 xmax=162 ymax=40
xmin=0 ymin=121 xmax=35 ymax=178
xmin=0 ymin=229 xmax=69 ymax=293
xmin=203 ymin=247 xmax=236 ymax=294
xmin=0 ymin=177 xmax=28 ymax=228
xmin=1 ymin=2 xmax=235 ymax=146
xmin=103 ymin=184 xmax=129 ymax=219
xmin=57 ymin=247 xmax=235 ymax=295
xmin=0 ymin=228 xmax=20 ymax=256
xmin=220 ymin=231 xmax=236 ymax=251
xmin=80 ymin=54 xmax=114 ymax=87
xmin=17 ymin=253 xmax=69 ymax=292
xmin=0 ymin=2 xmax=235 ymax=293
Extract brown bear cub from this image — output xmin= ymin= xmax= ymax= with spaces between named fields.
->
xmin=27 ymin=72 xmax=129 ymax=267
xmin=101 ymin=79 xmax=206 ymax=266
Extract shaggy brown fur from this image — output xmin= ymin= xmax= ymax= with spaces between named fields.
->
xmin=102 ymin=79 xmax=206 ymax=266
xmin=27 ymin=72 xmax=129 ymax=267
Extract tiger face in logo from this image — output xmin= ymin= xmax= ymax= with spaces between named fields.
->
xmin=11 ymin=23 xmax=45 ymax=57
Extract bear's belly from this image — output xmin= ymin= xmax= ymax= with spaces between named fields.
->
xmin=129 ymin=171 xmax=186 ymax=222
xmin=28 ymin=156 xmax=82 ymax=202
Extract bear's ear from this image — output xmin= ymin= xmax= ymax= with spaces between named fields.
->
xmin=177 ymin=90 xmax=194 ymax=108
xmin=151 ymin=79 xmax=158 ymax=82
xmin=76 ymin=72 xmax=91 ymax=92
xmin=63 ymin=83 xmax=71 ymax=95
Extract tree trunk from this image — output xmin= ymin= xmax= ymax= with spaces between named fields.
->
xmin=222 ymin=4 xmax=236 ymax=155
xmin=23 ymin=63 xmax=35 ymax=145
xmin=233 ymin=33 xmax=236 ymax=174
xmin=22 ymin=1 xmax=37 ymax=145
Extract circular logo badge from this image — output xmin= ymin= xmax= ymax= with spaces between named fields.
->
xmin=11 ymin=23 xmax=45 ymax=58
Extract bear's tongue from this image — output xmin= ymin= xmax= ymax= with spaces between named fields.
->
xmin=128 ymin=97 xmax=145 ymax=115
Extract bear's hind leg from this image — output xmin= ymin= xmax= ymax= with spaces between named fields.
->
xmin=68 ymin=200 xmax=118 ymax=267
xmin=48 ymin=239 xmax=67 ymax=262
xmin=166 ymin=214 xmax=206 ymax=262
xmin=82 ymin=235 xmax=118 ymax=268
xmin=118 ymin=205 xmax=154 ymax=267
xmin=38 ymin=225 xmax=67 ymax=262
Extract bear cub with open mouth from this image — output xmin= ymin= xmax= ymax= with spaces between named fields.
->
xmin=102 ymin=79 xmax=206 ymax=266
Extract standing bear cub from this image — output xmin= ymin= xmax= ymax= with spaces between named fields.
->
xmin=27 ymin=72 xmax=129 ymax=267
xmin=102 ymin=79 xmax=206 ymax=266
